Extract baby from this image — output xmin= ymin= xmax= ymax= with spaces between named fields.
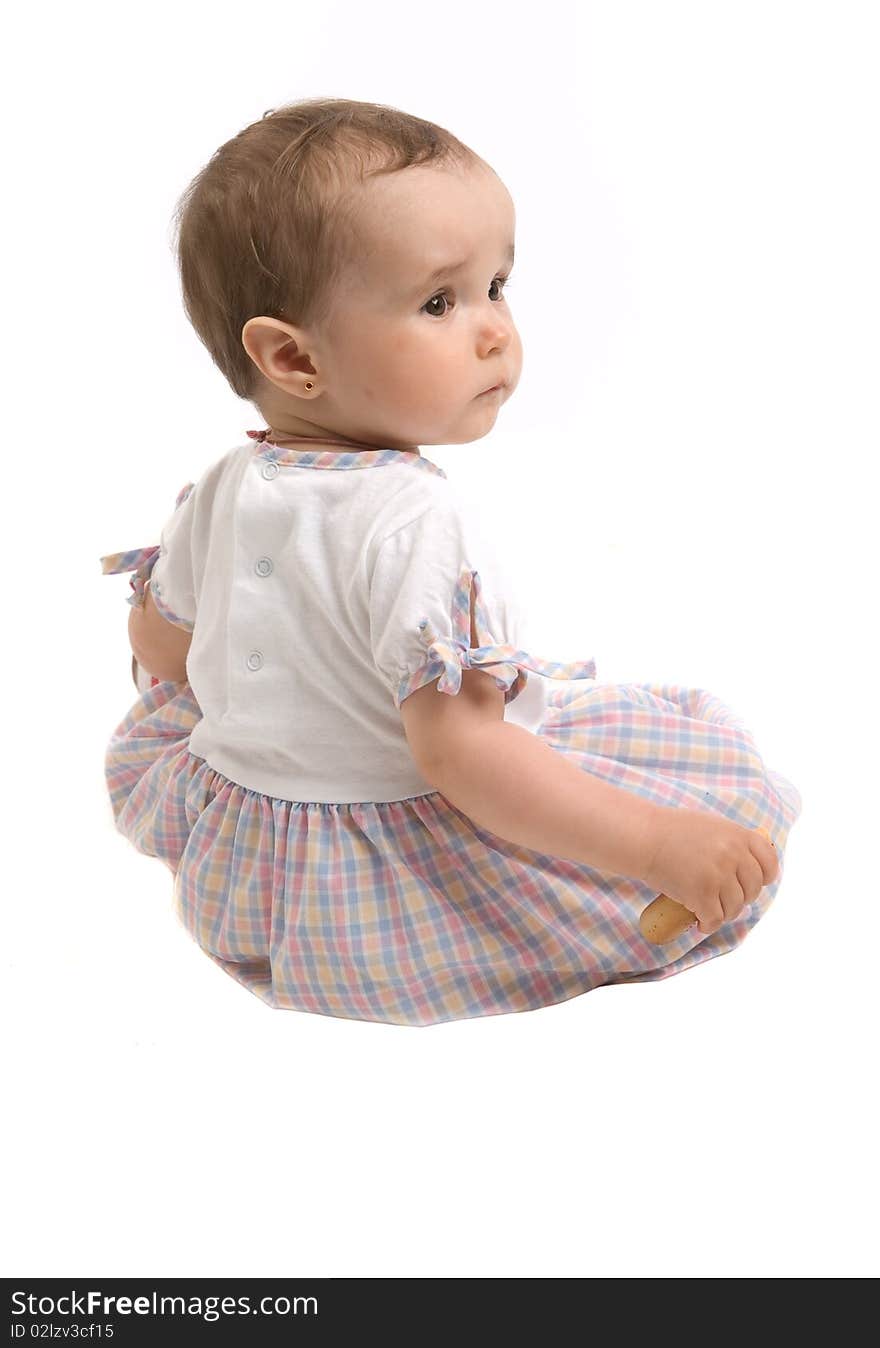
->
xmin=100 ymin=97 xmax=801 ymax=1027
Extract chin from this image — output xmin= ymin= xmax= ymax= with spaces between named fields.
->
xmin=454 ymin=426 xmax=497 ymax=446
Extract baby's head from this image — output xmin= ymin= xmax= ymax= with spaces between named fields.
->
xmin=172 ymin=98 xmax=521 ymax=451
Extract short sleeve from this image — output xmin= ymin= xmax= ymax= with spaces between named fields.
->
xmin=99 ymin=479 xmax=197 ymax=633
xmin=369 ymin=492 xmax=598 ymax=711
xmin=148 ymin=481 xmax=198 ymax=632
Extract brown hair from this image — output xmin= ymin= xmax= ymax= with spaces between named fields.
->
xmin=170 ymin=97 xmax=484 ymax=407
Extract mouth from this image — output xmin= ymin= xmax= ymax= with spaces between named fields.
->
xmin=478 ymin=382 xmax=505 ymax=396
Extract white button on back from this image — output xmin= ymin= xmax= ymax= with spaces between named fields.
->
xmin=246 ymin=651 xmax=264 ymax=671
xmin=255 ymin=557 xmax=273 ymax=577
xmin=261 ymin=461 xmax=280 ymax=480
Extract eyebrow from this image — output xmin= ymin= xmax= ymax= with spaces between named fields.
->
xmin=413 ymin=242 xmax=516 ymax=294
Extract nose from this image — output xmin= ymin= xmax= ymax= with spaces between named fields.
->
xmin=477 ymin=304 xmax=515 ymax=355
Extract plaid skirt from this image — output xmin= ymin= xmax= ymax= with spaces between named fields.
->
xmin=103 ymin=671 xmax=802 ymax=1027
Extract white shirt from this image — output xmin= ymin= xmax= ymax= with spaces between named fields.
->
xmin=148 ymin=438 xmax=550 ymax=804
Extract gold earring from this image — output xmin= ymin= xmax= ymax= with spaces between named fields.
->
xmin=305 ymin=381 xmax=313 ymax=390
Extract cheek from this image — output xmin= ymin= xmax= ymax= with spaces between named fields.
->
xmin=335 ymin=326 xmax=388 ymax=395
xmin=349 ymin=318 xmax=459 ymax=406
xmin=383 ymin=330 xmax=446 ymax=385
xmin=510 ymin=325 xmax=524 ymax=363
xmin=356 ymin=337 xmax=425 ymax=405
xmin=395 ymin=323 xmax=459 ymax=373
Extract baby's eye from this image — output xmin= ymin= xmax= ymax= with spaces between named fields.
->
xmin=421 ymin=275 xmax=512 ymax=318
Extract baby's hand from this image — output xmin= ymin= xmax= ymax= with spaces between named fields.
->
xmin=642 ymin=810 xmax=779 ymax=936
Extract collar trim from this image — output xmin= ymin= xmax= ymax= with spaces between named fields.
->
xmin=247 ymin=429 xmax=446 ymax=477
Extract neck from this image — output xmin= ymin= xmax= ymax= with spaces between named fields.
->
xmin=263 ymin=427 xmax=419 ymax=454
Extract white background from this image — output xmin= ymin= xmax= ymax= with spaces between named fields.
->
xmin=3 ymin=0 xmax=877 ymax=1278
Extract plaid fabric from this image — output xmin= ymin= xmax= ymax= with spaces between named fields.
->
xmin=103 ymin=675 xmax=802 ymax=1027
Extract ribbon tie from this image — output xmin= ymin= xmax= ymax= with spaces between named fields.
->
xmin=415 ymin=568 xmax=598 ymax=700
xmin=99 ymin=544 xmax=160 ymax=608
xmin=98 ymin=481 xmax=195 ymax=608
xmin=416 ymin=621 xmax=526 ymax=695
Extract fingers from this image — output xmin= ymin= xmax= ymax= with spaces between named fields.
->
xmin=737 ymin=851 xmax=765 ymax=908
xmin=696 ymin=893 xmax=726 ymax=936
xmin=699 ymin=864 xmax=760 ymax=935
xmin=692 ymin=825 xmax=781 ymax=938
xmin=718 ymin=874 xmax=747 ymax=926
xmin=749 ymin=827 xmax=780 ymax=886
xmin=702 ymin=858 xmax=757 ymax=933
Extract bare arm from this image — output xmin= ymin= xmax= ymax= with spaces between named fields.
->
xmin=398 ymin=578 xmax=663 ymax=879
xmin=128 ymin=581 xmax=192 ymax=684
xmin=426 ymin=719 xmax=666 ymax=880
